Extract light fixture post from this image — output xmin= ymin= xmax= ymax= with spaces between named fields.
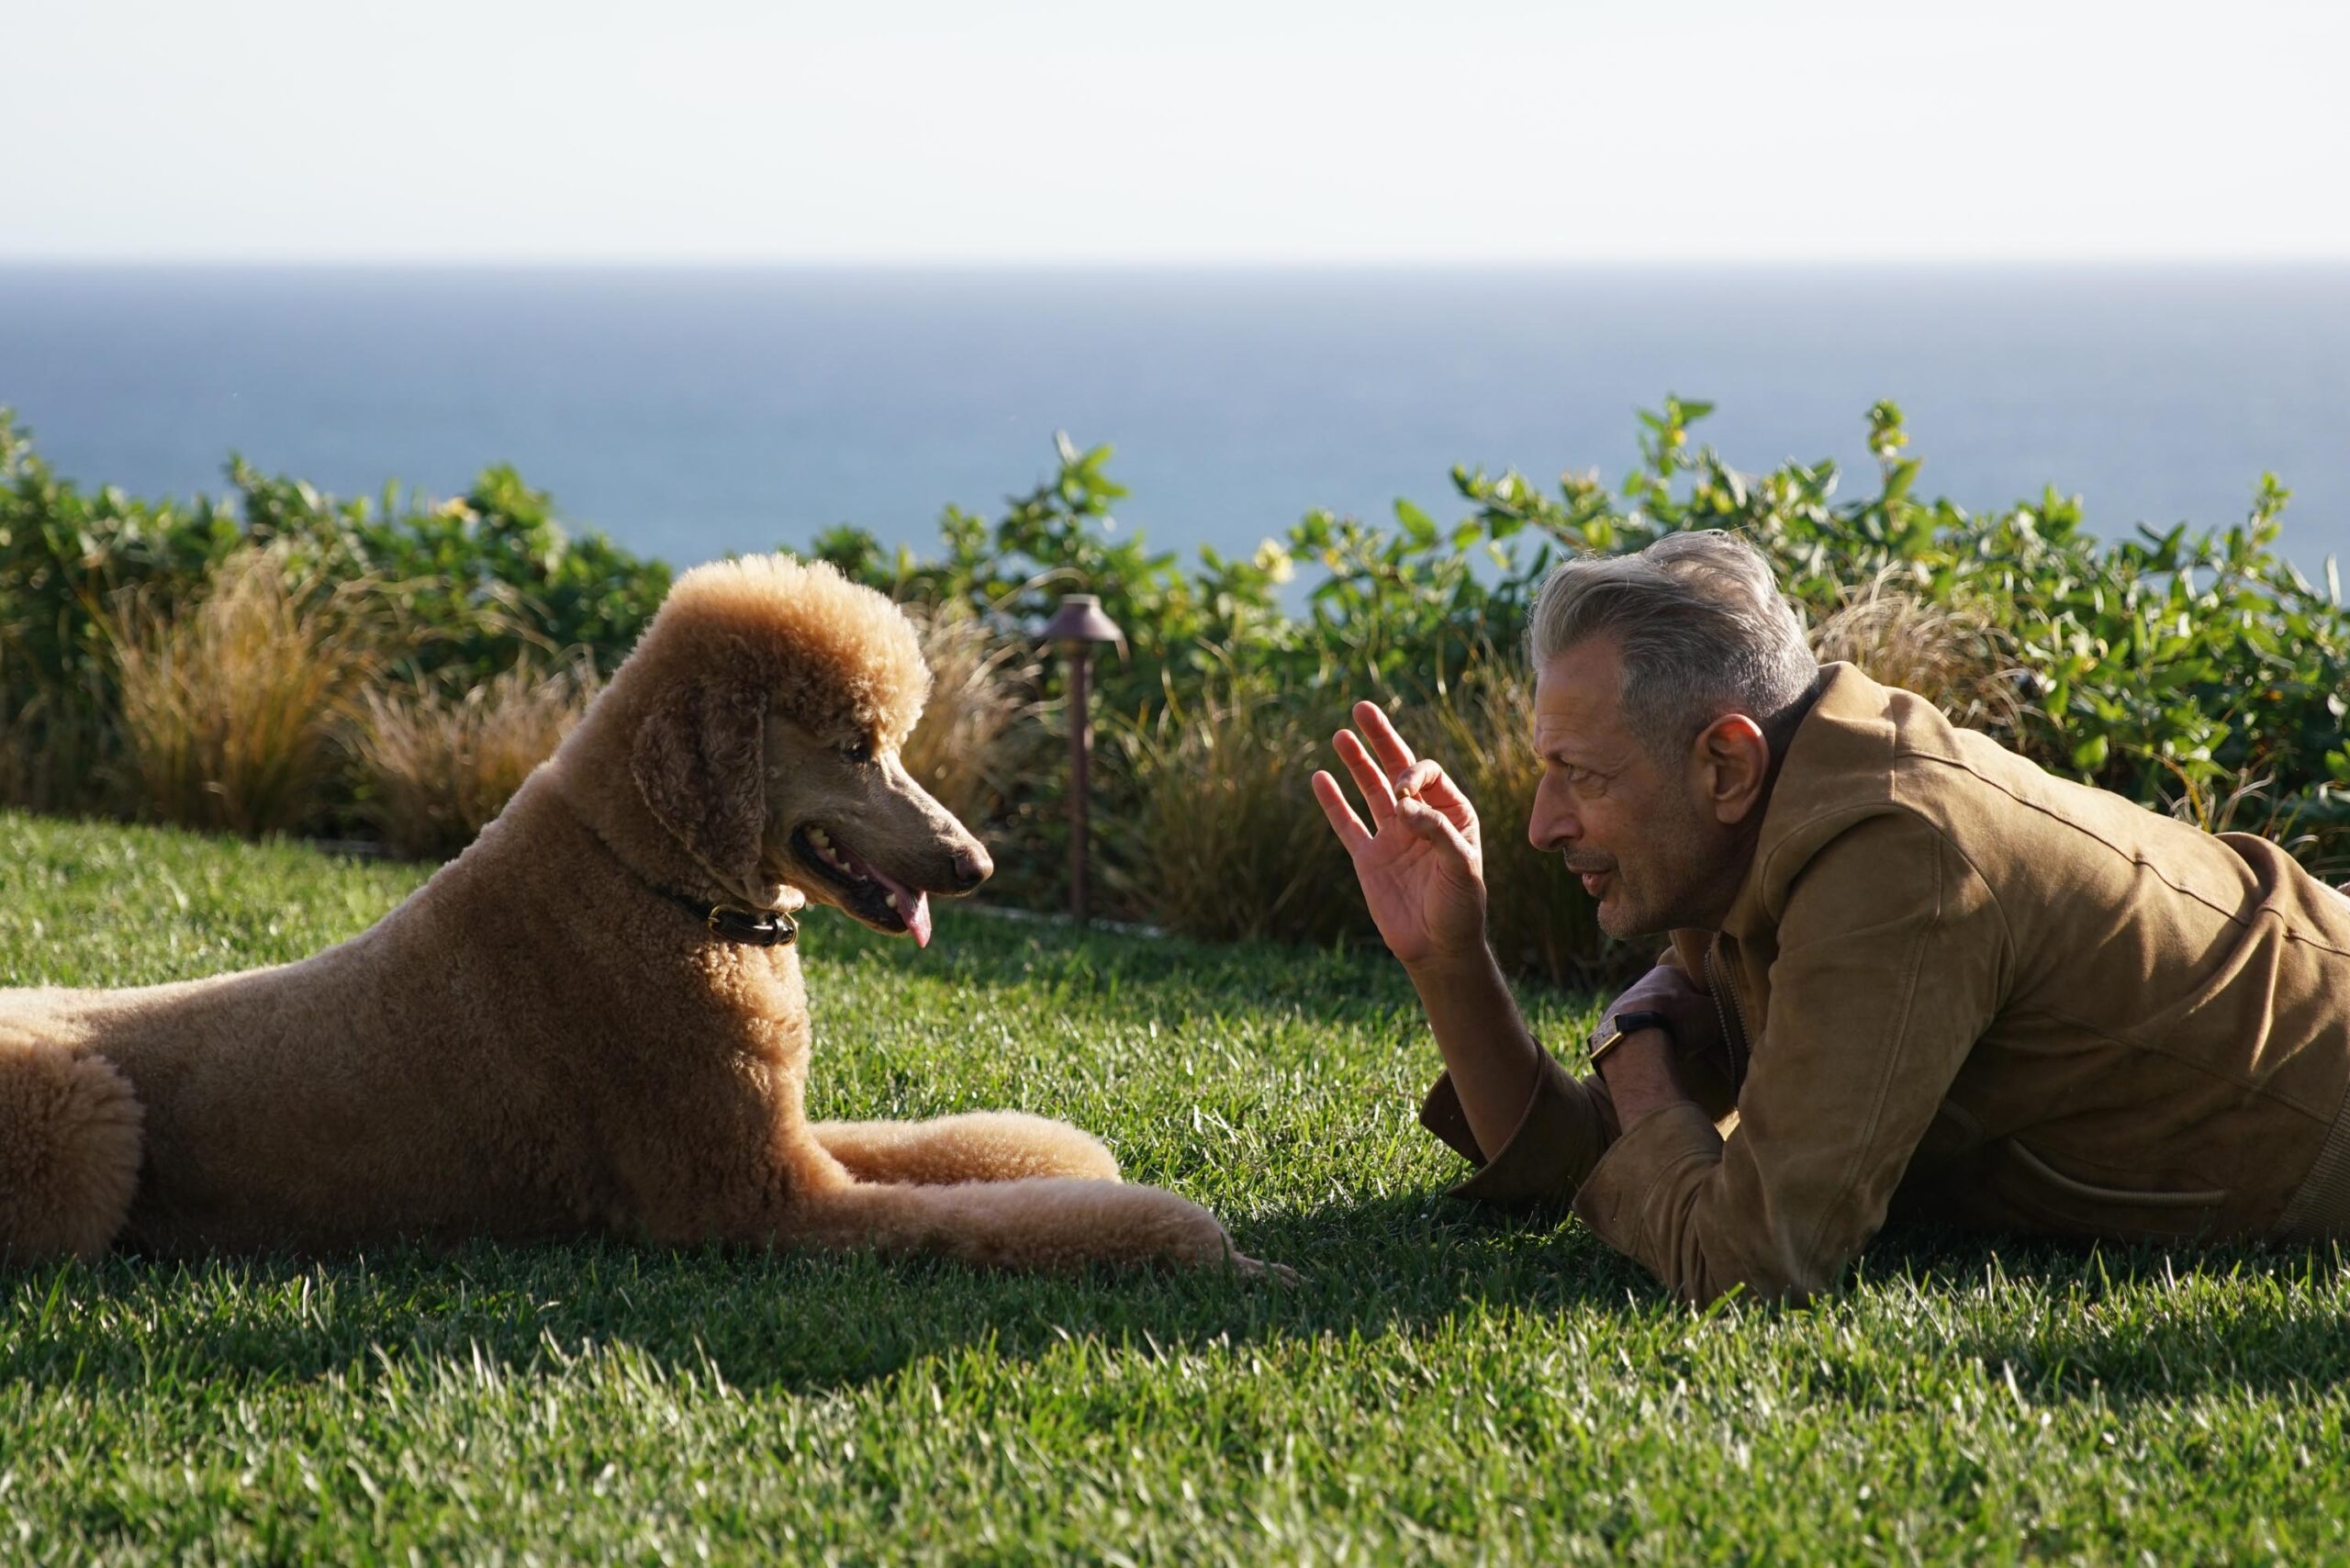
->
xmin=1039 ymin=594 xmax=1125 ymax=924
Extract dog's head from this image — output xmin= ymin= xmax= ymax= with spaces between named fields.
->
xmin=612 ymin=555 xmax=991 ymax=946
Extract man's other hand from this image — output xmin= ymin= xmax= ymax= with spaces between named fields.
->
xmin=1601 ymin=962 xmax=1723 ymax=1058
xmin=1312 ymin=700 xmax=1487 ymax=972
xmin=1596 ymin=960 xmax=1739 ymax=1115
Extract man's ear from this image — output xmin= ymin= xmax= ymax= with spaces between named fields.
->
xmin=1695 ymin=714 xmax=1772 ymax=826
xmin=629 ymin=669 xmax=770 ymax=892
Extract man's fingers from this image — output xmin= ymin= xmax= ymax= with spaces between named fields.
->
xmin=1353 ymin=700 xmax=1419 ymax=779
xmin=1393 ymin=757 xmax=1478 ymax=836
xmin=1393 ymin=758 xmax=1443 ymax=801
xmin=1310 ymin=770 xmax=1375 ymax=857
xmin=1395 ymin=796 xmax=1474 ymax=868
xmin=1333 ymin=729 xmax=1396 ymax=824
xmin=1417 ymin=766 xmax=1480 ymax=826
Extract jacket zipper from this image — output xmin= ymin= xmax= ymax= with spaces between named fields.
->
xmin=1706 ymin=939 xmax=1753 ymax=1092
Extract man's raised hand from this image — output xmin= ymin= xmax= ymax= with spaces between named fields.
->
xmin=1310 ymin=700 xmax=1489 ymax=971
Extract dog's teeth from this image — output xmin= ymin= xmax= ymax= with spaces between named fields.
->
xmin=885 ymin=891 xmax=900 ymax=910
xmin=809 ymin=827 xmax=831 ymax=847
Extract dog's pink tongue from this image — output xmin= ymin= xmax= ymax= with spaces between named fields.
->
xmin=868 ymin=865 xmax=934 ymax=948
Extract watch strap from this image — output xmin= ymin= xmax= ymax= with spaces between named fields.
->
xmin=1588 ymin=1008 xmax=1674 ymax=1068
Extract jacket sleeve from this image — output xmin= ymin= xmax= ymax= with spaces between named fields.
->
xmin=1655 ymin=929 xmax=1741 ymax=1122
xmin=1569 ymin=812 xmax=2007 ymax=1305
xmin=1418 ymin=1047 xmax=1620 ymax=1203
xmin=1415 ymin=930 xmax=1735 ymax=1201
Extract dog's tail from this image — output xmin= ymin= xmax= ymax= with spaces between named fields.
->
xmin=0 ymin=1031 xmax=142 ymax=1263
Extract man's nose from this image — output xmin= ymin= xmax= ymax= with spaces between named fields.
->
xmin=1528 ymin=790 xmax=1576 ymax=852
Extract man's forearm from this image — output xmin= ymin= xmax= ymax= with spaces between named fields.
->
xmin=1405 ymin=944 xmax=1542 ymax=1159
xmin=1595 ymin=1029 xmax=1692 ymax=1129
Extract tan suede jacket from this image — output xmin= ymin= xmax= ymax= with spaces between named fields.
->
xmin=1420 ymin=663 xmax=2350 ymax=1306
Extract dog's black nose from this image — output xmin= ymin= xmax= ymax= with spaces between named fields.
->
xmin=951 ymin=846 xmax=993 ymax=891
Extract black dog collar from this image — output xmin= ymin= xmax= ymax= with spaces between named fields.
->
xmin=652 ymin=884 xmax=798 ymax=947
xmin=574 ymin=816 xmax=799 ymax=947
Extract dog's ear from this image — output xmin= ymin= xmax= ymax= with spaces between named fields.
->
xmin=630 ymin=669 xmax=770 ymax=891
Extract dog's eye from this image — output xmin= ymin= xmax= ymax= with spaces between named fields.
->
xmin=838 ymin=740 xmax=873 ymax=765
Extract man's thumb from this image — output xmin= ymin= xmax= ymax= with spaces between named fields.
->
xmin=1398 ymin=797 xmax=1472 ymax=861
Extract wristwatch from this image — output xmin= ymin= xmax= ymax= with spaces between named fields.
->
xmin=1588 ymin=1008 xmax=1673 ymax=1069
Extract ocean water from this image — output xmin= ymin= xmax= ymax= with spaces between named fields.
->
xmin=1 ymin=264 xmax=2344 ymax=579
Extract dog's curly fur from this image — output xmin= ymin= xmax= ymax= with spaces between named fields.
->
xmin=0 ymin=556 xmax=1270 ymax=1277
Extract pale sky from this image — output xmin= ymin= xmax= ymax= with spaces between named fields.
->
xmin=6 ymin=0 xmax=2346 ymax=263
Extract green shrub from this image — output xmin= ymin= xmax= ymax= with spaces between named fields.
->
xmin=819 ymin=402 xmax=2346 ymax=941
xmin=0 ymin=409 xmax=669 ymax=822
xmin=1479 ymin=398 xmax=2350 ymax=859
xmin=6 ymin=395 xmax=2343 ymax=970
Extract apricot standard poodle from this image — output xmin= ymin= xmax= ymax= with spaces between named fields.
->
xmin=0 ymin=556 xmax=1277 ymax=1278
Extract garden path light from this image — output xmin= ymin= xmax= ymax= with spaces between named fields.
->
xmin=1040 ymin=593 xmax=1125 ymax=924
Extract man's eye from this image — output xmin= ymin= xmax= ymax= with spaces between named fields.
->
xmin=839 ymin=740 xmax=873 ymax=765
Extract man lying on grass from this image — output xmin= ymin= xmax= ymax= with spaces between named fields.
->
xmin=1314 ymin=530 xmax=2350 ymax=1307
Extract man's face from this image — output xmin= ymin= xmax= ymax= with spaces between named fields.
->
xmin=1527 ymin=636 xmax=1745 ymax=939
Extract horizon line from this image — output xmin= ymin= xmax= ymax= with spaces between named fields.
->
xmin=6 ymin=252 xmax=2350 ymax=273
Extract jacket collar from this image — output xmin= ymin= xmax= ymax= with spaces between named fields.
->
xmin=1717 ymin=662 xmax=1896 ymax=943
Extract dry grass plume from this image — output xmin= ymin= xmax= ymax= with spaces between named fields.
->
xmin=109 ymin=546 xmax=393 ymax=837
xmin=1114 ymin=689 xmax=1363 ymax=945
xmin=898 ymin=605 xmax=1040 ymax=828
xmin=354 ymin=656 xmax=601 ymax=860
xmin=1807 ymin=573 xmax=2020 ymax=733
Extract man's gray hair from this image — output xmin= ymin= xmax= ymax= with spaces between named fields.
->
xmin=1527 ymin=531 xmax=1818 ymax=749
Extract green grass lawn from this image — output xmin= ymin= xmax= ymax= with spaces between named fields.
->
xmin=5 ymin=812 xmax=2350 ymax=1562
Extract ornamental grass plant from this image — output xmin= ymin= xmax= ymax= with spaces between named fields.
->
xmin=1115 ymin=650 xmax=1612 ymax=985
xmin=899 ymin=603 xmax=1041 ymax=830
xmin=1113 ymin=687 xmax=1363 ymax=946
xmin=1807 ymin=573 xmax=2021 ymax=734
xmin=108 ymin=546 xmax=393 ymax=838
xmin=353 ymin=656 xmax=600 ymax=860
